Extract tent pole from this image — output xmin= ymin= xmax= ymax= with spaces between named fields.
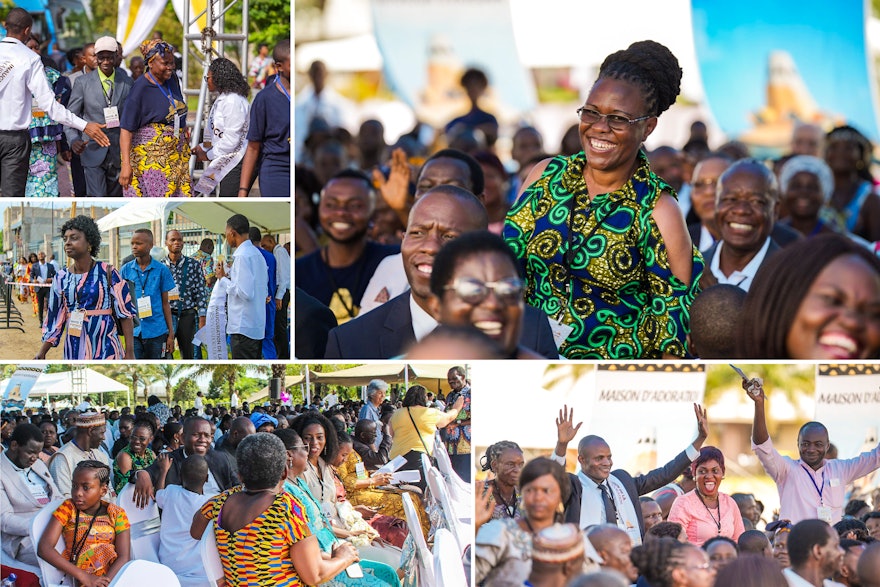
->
xmin=305 ymin=367 xmax=311 ymax=406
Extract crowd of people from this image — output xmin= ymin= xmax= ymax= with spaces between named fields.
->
xmin=473 ymin=378 xmax=880 ymax=586
xmin=293 ymin=38 xmax=880 ymax=361
xmin=26 ymin=212 xmax=290 ymax=360
xmin=0 ymin=8 xmax=290 ymax=198
xmin=0 ymin=369 xmax=472 ymax=585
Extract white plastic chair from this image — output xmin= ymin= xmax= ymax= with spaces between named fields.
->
xmin=199 ymin=521 xmax=225 ymax=587
xmin=107 ymin=560 xmax=181 ymax=586
xmin=30 ymin=500 xmax=70 ymax=587
xmin=432 ymin=529 xmax=467 ymax=587
xmin=402 ymin=492 xmax=435 ymax=587
xmin=426 ymin=467 xmax=470 ymax=554
xmin=116 ymin=484 xmax=161 ymax=563
xmin=433 ymin=435 xmax=473 ymax=504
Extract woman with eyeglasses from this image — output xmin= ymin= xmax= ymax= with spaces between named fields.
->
xmin=631 ymin=537 xmax=716 ymax=587
xmin=112 ymin=418 xmax=157 ymax=493
xmin=274 ymin=429 xmax=398 ymax=586
xmin=388 ymin=384 xmax=463 ymax=492
xmin=668 ymin=447 xmax=745 ymax=546
xmin=120 ymin=39 xmax=191 ymax=197
xmin=192 ymin=58 xmax=251 ymax=197
xmin=503 ymin=40 xmax=702 ymax=359
xmin=429 ymin=230 xmax=544 ymax=358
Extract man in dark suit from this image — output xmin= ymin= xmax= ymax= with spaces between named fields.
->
xmin=33 ymin=251 xmax=55 ymax=325
xmin=129 ymin=417 xmax=236 ymax=508
xmin=324 ymin=185 xmax=558 ymax=359
xmin=697 ymin=159 xmax=785 ymax=292
xmin=552 ymin=405 xmax=708 ymax=541
xmin=65 ymin=35 xmax=133 ymax=197
xmin=294 ymin=287 xmax=337 ymax=359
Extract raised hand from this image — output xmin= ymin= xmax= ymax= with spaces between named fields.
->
xmin=475 ymin=478 xmax=494 ymax=530
xmin=556 ymin=404 xmax=583 ymax=445
xmin=372 ymin=147 xmax=411 ymax=216
xmin=693 ymin=403 xmax=708 ymax=448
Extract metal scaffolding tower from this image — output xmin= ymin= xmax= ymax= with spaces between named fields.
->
xmin=181 ymin=0 xmax=250 ymax=176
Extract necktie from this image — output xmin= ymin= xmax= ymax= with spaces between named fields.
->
xmin=599 ymin=483 xmax=617 ymax=524
xmin=104 ymin=79 xmax=113 ymax=102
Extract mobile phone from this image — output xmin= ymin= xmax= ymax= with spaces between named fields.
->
xmin=345 ymin=563 xmax=364 ymax=579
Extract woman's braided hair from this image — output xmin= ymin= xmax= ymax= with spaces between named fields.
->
xmin=597 ymin=40 xmax=682 ymax=117
xmin=480 ymin=440 xmax=522 ymax=472
xmin=630 ymin=537 xmax=689 ymax=587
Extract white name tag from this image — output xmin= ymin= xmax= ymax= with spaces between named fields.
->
xmin=550 ymin=318 xmax=574 ymax=350
xmin=355 ymin=462 xmax=367 ymax=480
xmin=173 ymin=115 xmax=181 ymax=138
xmin=103 ymin=106 xmax=119 ymax=128
xmin=68 ymin=310 xmax=86 ymax=336
xmin=817 ymin=506 xmax=833 ymax=523
xmin=137 ymin=296 xmax=153 ymax=318
xmin=829 ymin=478 xmax=840 ymax=487
xmin=168 ymin=286 xmax=180 ymax=301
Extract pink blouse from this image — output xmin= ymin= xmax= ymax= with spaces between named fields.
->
xmin=667 ymin=490 xmax=745 ymax=546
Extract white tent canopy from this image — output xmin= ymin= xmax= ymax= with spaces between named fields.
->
xmin=96 ymin=200 xmax=291 ymax=237
xmin=0 ymin=368 xmax=128 ymax=403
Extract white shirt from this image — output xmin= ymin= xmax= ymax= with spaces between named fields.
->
xmin=293 ymin=85 xmax=351 ymax=162
xmin=273 ymin=244 xmax=291 ymax=300
xmin=709 ymin=237 xmax=772 ymax=292
xmin=0 ymin=37 xmax=87 ymax=131
xmin=698 ymin=225 xmax=716 ymax=253
xmin=194 ymin=395 xmax=204 ymax=414
xmin=156 ymin=486 xmax=211 ymax=580
xmin=360 ymin=254 xmax=409 ymax=315
xmin=230 ymin=392 xmax=239 ymax=409
xmin=573 ymin=471 xmax=642 ymax=544
xmin=224 ymin=239 xmax=268 ymax=340
xmin=203 ymin=93 xmax=249 ymax=160
xmin=409 ymin=294 xmax=437 ymax=342
xmin=783 ymin=568 xmax=847 ymax=587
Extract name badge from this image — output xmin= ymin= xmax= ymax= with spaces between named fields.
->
xmin=829 ymin=478 xmax=840 ymax=487
xmin=168 ymin=286 xmax=180 ymax=301
xmin=103 ymin=106 xmax=119 ymax=128
xmin=817 ymin=506 xmax=833 ymax=523
xmin=355 ymin=462 xmax=367 ymax=480
xmin=137 ymin=296 xmax=153 ymax=318
xmin=173 ymin=115 xmax=181 ymax=138
xmin=550 ymin=318 xmax=574 ymax=350
xmin=68 ymin=310 xmax=86 ymax=336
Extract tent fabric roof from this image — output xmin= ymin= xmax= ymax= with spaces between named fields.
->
xmin=1 ymin=368 xmax=128 ymax=401
xmin=96 ymin=200 xmax=291 ymax=235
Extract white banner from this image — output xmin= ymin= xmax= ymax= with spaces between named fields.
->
xmin=3 ymin=364 xmax=45 ymax=404
xmin=193 ymin=278 xmax=229 ymax=359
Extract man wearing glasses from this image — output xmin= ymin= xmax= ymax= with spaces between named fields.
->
xmin=748 ymin=377 xmax=880 ymax=525
xmin=64 ymin=35 xmax=132 ymax=197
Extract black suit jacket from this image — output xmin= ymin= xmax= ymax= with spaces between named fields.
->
xmin=323 ymin=291 xmax=559 ymax=359
xmin=295 ymin=287 xmax=338 ymax=359
xmin=563 ymin=449 xmax=692 ymax=537
xmin=688 ymin=222 xmax=801 ymax=253
xmin=140 ymin=447 xmax=237 ymax=491
xmin=700 ymin=238 xmax=782 ymax=289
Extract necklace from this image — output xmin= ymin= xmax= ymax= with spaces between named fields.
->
xmin=697 ymin=491 xmax=722 ymax=534
xmin=522 ymin=516 xmax=535 ymax=534
xmin=493 ymin=481 xmax=518 ymax=519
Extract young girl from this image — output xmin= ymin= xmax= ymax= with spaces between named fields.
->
xmin=37 ymin=460 xmax=131 ymax=587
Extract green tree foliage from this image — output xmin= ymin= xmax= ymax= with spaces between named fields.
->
xmin=225 ymin=0 xmax=291 ymax=51
xmin=173 ymin=378 xmax=199 ymax=404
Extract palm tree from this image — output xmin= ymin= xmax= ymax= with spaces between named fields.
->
xmin=156 ymin=364 xmax=193 ymax=405
xmin=95 ymin=364 xmax=162 ymax=405
xmin=192 ymin=365 xmax=270 ymax=404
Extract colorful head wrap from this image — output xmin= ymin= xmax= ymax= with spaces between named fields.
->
xmin=140 ymin=39 xmax=175 ymax=63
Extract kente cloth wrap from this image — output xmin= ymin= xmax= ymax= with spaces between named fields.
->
xmin=503 ymin=150 xmax=703 ymax=359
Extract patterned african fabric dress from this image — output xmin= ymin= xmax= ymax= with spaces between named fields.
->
xmin=54 ymin=499 xmax=130 ymax=577
xmin=111 ymin=445 xmax=156 ymax=493
xmin=26 ymin=67 xmax=63 ymax=198
xmin=42 ymin=261 xmax=136 ymax=360
xmin=503 ymin=150 xmax=704 ymax=359
xmin=282 ymin=478 xmax=399 ymax=586
xmin=200 ymin=486 xmax=310 ymax=587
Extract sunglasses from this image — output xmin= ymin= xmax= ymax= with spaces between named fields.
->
xmin=444 ymin=277 xmax=524 ymax=305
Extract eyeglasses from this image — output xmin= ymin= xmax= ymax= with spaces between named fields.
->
xmin=288 ymin=445 xmax=308 ymax=452
xmin=576 ymin=107 xmax=652 ymax=130
xmin=95 ymin=54 xmax=116 ymax=62
xmin=444 ymin=277 xmax=525 ymax=305
xmin=685 ymin=563 xmax=712 ymax=571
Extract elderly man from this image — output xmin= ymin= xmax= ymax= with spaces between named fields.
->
xmin=586 ymin=525 xmax=638 ymax=583
xmin=49 ymin=412 xmax=111 ymax=497
xmin=783 ymin=519 xmax=844 ymax=587
xmin=443 ymin=366 xmax=471 ymax=482
xmin=358 ymin=379 xmax=387 ymax=449
xmin=748 ymin=378 xmax=880 ymax=525
xmin=701 ymin=159 xmax=784 ymax=292
xmin=353 ymin=419 xmax=391 ymax=470
xmin=553 ymin=405 xmax=708 ymax=543
xmin=1 ymin=423 xmax=62 ymax=565
xmin=64 ymin=35 xmax=133 ymax=196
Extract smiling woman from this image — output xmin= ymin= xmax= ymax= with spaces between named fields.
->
xmin=503 ymin=40 xmax=703 ymax=359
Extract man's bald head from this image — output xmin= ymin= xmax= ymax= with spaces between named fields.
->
xmin=858 ymin=542 xmax=880 ymax=587
xmin=228 ymin=416 xmax=256 ymax=448
xmin=587 ymin=524 xmax=637 ymax=581
xmin=587 ymin=525 xmax=629 ymax=551
xmin=738 ymin=529 xmax=772 ymax=557
xmin=409 ymin=185 xmax=488 ymax=230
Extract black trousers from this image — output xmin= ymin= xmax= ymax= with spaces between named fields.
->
xmin=274 ymin=289 xmax=290 ymax=359
xmin=172 ymin=310 xmax=197 ymax=360
xmin=70 ymin=153 xmax=86 ymax=197
xmin=0 ymin=130 xmax=31 ymax=197
xmin=36 ymin=286 xmax=50 ymax=325
xmin=230 ymin=333 xmax=262 ymax=359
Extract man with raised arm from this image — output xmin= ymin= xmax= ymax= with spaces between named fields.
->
xmin=747 ymin=376 xmax=880 ymax=525
xmin=552 ymin=404 xmax=708 ymax=544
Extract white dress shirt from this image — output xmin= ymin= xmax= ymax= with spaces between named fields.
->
xmin=224 ymin=239 xmax=268 ymax=340
xmin=709 ymin=237 xmax=772 ymax=292
xmin=409 ymin=294 xmax=438 ymax=342
xmin=203 ymin=93 xmax=249 ymax=160
xmin=359 ymin=253 xmax=409 ymax=315
xmin=273 ymin=243 xmax=291 ymax=300
xmin=0 ymin=37 xmax=87 ymax=131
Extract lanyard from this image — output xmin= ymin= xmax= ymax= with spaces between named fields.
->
xmin=70 ymin=261 xmax=96 ymax=310
xmin=69 ymin=506 xmax=100 ymax=564
xmin=147 ymin=71 xmax=177 ymax=110
xmin=100 ymin=77 xmax=113 ymax=106
xmin=134 ymin=264 xmax=153 ymax=299
xmin=800 ymin=464 xmax=825 ymax=503
xmin=274 ymin=74 xmax=291 ymax=102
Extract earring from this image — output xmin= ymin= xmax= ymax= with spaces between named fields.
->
xmin=557 ymin=502 xmax=564 ymax=514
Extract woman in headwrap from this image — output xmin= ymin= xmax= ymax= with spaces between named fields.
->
xmin=119 ymin=39 xmax=191 ymax=197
